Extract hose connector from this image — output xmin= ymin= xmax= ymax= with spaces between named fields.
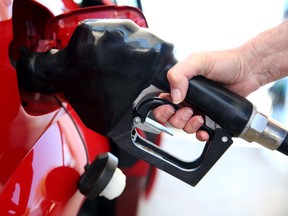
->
xmin=240 ymin=110 xmax=288 ymax=150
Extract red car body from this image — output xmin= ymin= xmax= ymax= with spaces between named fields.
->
xmin=0 ymin=1 xmax=156 ymax=215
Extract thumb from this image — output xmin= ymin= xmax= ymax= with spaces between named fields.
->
xmin=167 ymin=64 xmax=190 ymax=104
xmin=167 ymin=52 xmax=215 ymax=104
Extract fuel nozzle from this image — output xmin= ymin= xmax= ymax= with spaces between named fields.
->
xmin=16 ymin=18 xmax=175 ymax=136
xmin=16 ymin=18 xmax=288 ymax=187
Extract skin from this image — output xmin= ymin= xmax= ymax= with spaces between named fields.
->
xmin=0 ymin=0 xmax=12 ymax=21
xmin=153 ymin=20 xmax=288 ymax=141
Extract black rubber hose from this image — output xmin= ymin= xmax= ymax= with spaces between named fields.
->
xmin=277 ymin=134 xmax=288 ymax=156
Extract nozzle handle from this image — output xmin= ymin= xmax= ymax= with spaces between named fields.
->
xmin=108 ymin=104 xmax=234 ymax=186
xmin=154 ymin=60 xmax=288 ymax=157
xmin=153 ymin=61 xmax=254 ymax=137
xmin=185 ymin=76 xmax=253 ymax=136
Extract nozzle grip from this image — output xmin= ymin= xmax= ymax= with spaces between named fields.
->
xmin=185 ymin=76 xmax=253 ymax=136
xmin=153 ymin=62 xmax=254 ymax=137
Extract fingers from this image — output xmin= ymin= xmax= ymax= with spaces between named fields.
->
xmin=168 ymin=107 xmax=193 ymax=129
xmin=153 ymin=104 xmax=206 ymax=137
xmin=167 ymin=53 xmax=213 ymax=104
xmin=153 ymin=104 xmax=175 ymax=124
xmin=196 ymin=130 xmax=209 ymax=142
xmin=169 ymin=110 xmax=209 ymax=141
xmin=182 ymin=115 xmax=204 ymax=134
xmin=167 ymin=64 xmax=190 ymax=104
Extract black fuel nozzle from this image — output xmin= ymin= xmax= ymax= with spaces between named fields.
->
xmin=16 ymin=18 xmax=288 ymax=186
xmin=17 ymin=19 xmax=175 ymax=135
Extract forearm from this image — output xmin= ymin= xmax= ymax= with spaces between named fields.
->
xmin=239 ymin=20 xmax=288 ymax=86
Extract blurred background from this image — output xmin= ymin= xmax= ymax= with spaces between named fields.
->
xmin=4 ymin=0 xmax=288 ymax=215
xmin=131 ymin=0 xmax=288 ymax=216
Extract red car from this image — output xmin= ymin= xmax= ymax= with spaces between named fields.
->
xmin=0 ymin=0 xmax=158 ymax=215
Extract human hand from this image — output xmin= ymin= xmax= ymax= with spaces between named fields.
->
xmin=154 ymin=48 xmax=263 ymax=141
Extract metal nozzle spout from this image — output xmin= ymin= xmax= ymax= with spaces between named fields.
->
xmin=240 ymin=110 xmax=288 ymax=150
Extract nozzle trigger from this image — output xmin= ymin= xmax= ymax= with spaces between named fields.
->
xmin=133 ymin=116 xmax=174 ymax=136
xmin=133 ymin=97 xmax=179 ymax=136
xmin=133 ymin=97 xmax=214 ymax=136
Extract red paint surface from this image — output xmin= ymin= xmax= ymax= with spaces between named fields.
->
xmin=0 ymin=1 xmax=156 ymax=215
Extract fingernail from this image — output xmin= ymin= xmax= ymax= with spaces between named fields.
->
xmin=171 ymin=88 xmax=182 ymax=104
xmin=163 ymin=108 xmax=175 ymax=118
xmin=182 ymin=109 xmax=193 ymax=120
xmin=193 ymin=117 xmax=204 ymax=128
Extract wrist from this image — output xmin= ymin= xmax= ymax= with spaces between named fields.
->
xmin=258 ymin=20 xmax=288 ymax=83
xmin=238 ymin=20 xmax=288 ymax=87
